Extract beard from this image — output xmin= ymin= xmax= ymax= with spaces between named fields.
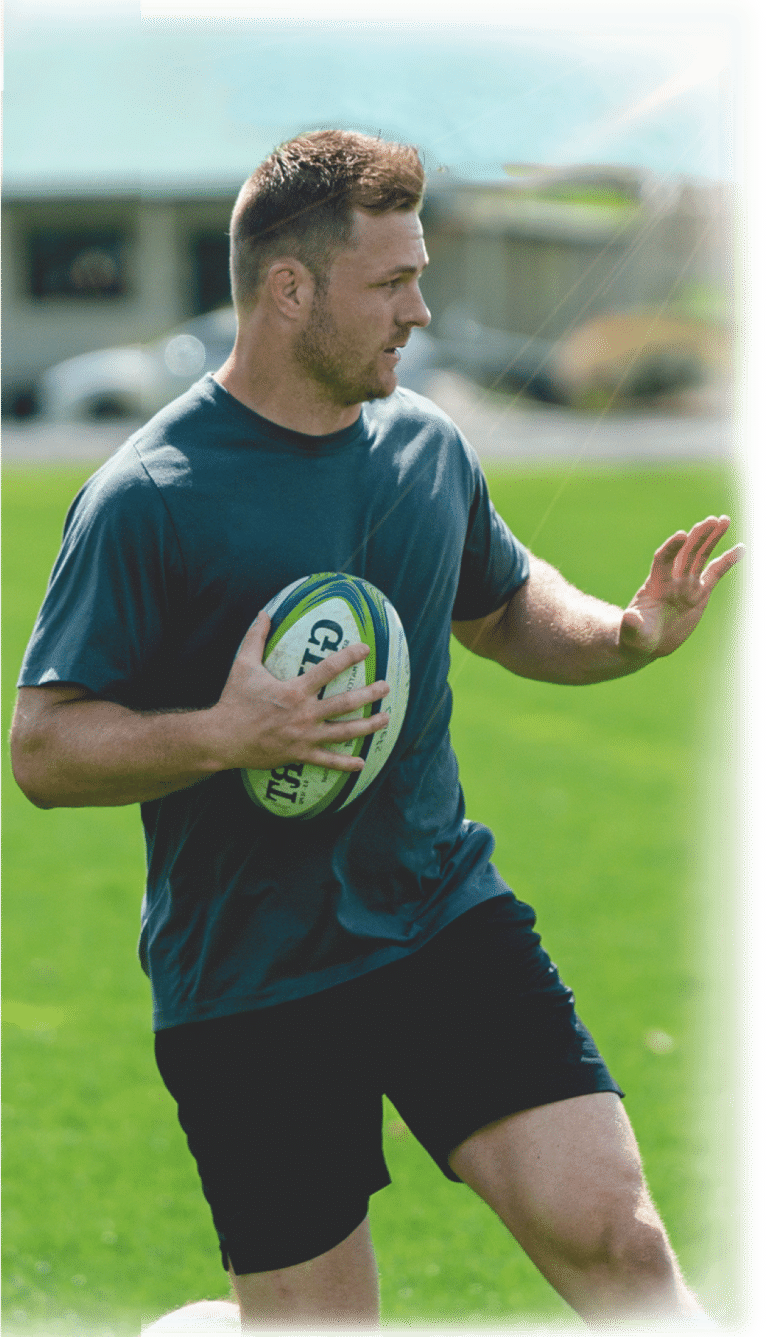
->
xmin=293 ymin=293 xmax=397 ymax=407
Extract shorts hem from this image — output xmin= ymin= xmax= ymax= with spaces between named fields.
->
xmin=219 ymin=1192 xmax=376 ymax=1275
xmin=436 ymin=1073 xmax=625 ymax=1182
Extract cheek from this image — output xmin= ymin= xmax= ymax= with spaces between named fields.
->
xmin=325 ymin=295 xmax=390 ymax=356
xmin=344 ymin=315 xmax=384 ymax=356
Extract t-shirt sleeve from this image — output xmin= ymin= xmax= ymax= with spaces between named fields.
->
xmin=451 ymin=443 xmax=529 ymax=621
xmin=17 ymin=449 xmax=185 ymax=704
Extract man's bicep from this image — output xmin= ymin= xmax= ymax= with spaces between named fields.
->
xmin=451 ymin=560 xmax=550 ymax=666
xmin=451 ymin=602 xmax=509 ymax=659
xmin=12 ymin=682 xmax=96 ymax=740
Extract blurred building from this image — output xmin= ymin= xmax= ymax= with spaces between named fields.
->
xmin=1 ymin=163 xmax=732 ymax=417
xmin=1 ymin=185 xmax=233 ymax=416
xmin=419 ymin=167 xmax=733 ymax=341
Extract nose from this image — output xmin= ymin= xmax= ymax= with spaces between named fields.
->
xmin=401 ymin=282 xmax=431 ymax=330
xmin=412 ymin=290 xmax=431 ymax=329
xmin=411 ymin=286 xmax=431 ymax=329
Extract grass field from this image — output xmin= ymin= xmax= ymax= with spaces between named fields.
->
xmin=2 ymin=460 xmax=743 ymax=1334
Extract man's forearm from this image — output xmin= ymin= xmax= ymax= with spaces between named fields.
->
xmin=12 ymin=624 xmax=393 ymax=811
xmin=11 ymin=695 xmax=224 ymax=809
xmin=454 ymin=516 xmax=741 ymax=684
xmin=471 ymin=556 xmax=651 ymax=685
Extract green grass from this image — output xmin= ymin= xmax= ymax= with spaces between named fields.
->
xmin=2 ymin=462 xmax=744 ymax=1333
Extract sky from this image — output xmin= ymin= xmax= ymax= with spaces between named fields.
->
xmin=3 ymin=0 xmax=742 ymax=191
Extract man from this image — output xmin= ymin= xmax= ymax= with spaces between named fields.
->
xmin=12 ymin=130 xmax=741 ymax=1330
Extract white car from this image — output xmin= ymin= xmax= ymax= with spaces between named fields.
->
xmin=38 ymin=307 xmax=239 ymax=423
xmin=37 ymin=309 xmax=442 ymax=422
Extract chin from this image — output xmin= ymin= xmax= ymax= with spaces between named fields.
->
xmin=364 ymin=371 xmax=400 ymax=402
xmin=333 ymin=365 xmax=398 ymax=406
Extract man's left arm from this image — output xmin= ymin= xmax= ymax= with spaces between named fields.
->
xmin=452 ymin=515 xmax=744 ymax=685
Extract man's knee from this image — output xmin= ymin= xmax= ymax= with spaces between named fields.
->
xmin=531 ymin=1180 xmax=676 ymax=1286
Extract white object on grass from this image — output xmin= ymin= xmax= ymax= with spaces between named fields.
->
xmin=141 ymin=1298 xmax=241 ymax=1331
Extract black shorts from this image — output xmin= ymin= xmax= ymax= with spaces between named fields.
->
xmin=154 ymin=895 xmax=622 ymax=1276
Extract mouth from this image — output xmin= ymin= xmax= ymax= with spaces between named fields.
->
xmin=383 ymin=339 xmax=408 ymax=361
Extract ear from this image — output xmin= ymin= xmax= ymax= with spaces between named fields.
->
xmin=265 ymin=258 xmax=316 ymax=321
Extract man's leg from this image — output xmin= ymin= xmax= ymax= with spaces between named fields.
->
xmin=449 ymin=1091 xmax=708 ymax=1326
xmin=228 ymin=1217 xmax=380 ymax=1329
xmin=141 ymin=1212 xmax=378 ymax=1330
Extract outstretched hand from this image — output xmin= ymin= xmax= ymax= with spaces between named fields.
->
xmin=620 ymin=515 xmax=744 ymax=660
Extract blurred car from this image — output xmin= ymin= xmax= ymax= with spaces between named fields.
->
xmin=37 ymin=309 xmax=444 ymax=423
xmin=38 ymin=307 xmax=239 ymax=422
xmin=436 ymin=308 xmax=569 ymax=404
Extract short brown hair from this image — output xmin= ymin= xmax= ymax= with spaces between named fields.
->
xmin=229 ymin=129 xmax=425 ymax=308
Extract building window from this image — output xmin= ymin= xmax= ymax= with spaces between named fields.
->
xmin=29 ymin=230 xmax=128 ymax=299
xmin=191 ymin=232 xmax=231 ymax=314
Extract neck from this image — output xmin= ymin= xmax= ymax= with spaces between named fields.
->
xmin=214 ymin=353 xmax=361 ymax=437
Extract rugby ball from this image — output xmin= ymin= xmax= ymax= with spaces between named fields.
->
xmin=242 ymin=573 xmax=410 ymax=819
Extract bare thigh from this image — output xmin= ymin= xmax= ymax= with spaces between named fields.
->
xmin=449 ymin=1091 xmax=646 ymax=1231
xmin=449 ymin=1092 xmax=697 ymax=1322
xmin=229 ymin=1216 xmax=380 ymax=1329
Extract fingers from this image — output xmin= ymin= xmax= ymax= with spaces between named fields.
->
xmin=320 ymin=709 xmax=391 ymax=742
xmin=303 ymin=751 xmax=364 ymax=773
xmin=276 ymin=645 xmax=389 ymax=721
xmin=320 ymin=679 xmax=390 ymax=719
xmin=702 ymin=542 xmax=746 ymax=590
xmin=294 ymin=712 xmax=392 ymax=772
xmin=299 ymin=639 xmax=373 ymax=693
xmin=238 ymin=621 xmax=381 ymax=706
xmin=652 ymin=531 xmax=687 ymax=567
xmin=671 ymin=515 xmax=732 ymax=579
xmin=301 ymin=749 xmax=371 ymax=773
xmin=236 ymin=623 xmax=387 ymax=714
xmin=301 ymin=684 xmax=391 ymax=767
xmin=653 ymin=516 xmax=742 ymax=586
xmin=236 ymin=609 xmax=271 ymax=663
xmin=290 ymin=641 xmax=391 ymax=719
xmin=314 ymin=720 xmax=392 ymax=770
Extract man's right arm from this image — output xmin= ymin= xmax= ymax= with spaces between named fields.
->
xmin=11 ymin=683 xmax=229 ymax=808
xmin=11 ymin=611 xmax=390 ymax=809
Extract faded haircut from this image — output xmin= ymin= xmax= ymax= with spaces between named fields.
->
xmin=229 ymin=129 xmax=425 ymax=309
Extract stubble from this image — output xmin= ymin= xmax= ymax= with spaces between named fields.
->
xmin=293 ymin=294 xmax=394 ymax=407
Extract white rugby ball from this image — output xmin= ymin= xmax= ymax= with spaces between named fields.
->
xmin=241 ymin=573 xmax=410 ymax=819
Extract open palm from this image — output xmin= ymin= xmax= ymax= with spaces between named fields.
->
xmin=620 ymin=515 xmax=744 ymax=659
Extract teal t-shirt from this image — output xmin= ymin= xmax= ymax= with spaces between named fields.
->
xmin=19 ymin=376 xmax=530 ymax=1029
